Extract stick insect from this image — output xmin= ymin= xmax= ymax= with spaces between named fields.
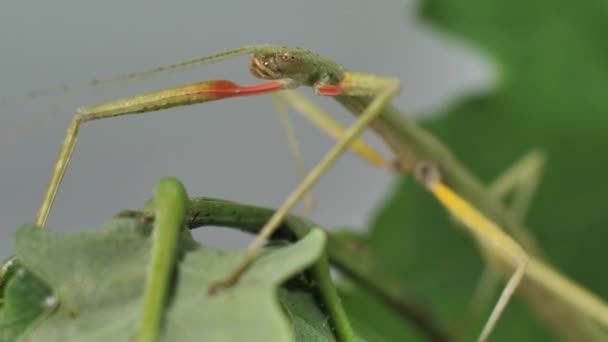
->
xmin=26 ymin=45 xmax=608 ymax=341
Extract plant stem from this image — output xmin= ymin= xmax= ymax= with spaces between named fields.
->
xmin=137 ymin=178 xmax=188 ymax=342
xmin=184 ymin=197 xmax=455 ymax=342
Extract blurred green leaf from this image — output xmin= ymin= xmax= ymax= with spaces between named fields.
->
xmin=8 ymin=220 xmax=333 ymax=342
xmin=339 ymin=279 xmax=424 ymax=342
xmin=341 ymin=0 xmax=608 ymax=340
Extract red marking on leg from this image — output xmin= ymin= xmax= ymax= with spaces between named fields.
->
xmin=316 ymin=84 xmax=342 ymax=96
xmin=233 ymin=81 xmax=289 ymax=96
xmin=194 ymin=80 xmax=288 ymax=100
xmin=317 ymin=73 xmax=354 ymax=96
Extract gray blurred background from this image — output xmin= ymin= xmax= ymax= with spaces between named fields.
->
xmin=0 ymin=0 xmax=491 ymax=260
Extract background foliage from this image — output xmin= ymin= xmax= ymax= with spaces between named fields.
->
xmin=341 ymin=0 xmax=608 ymax=340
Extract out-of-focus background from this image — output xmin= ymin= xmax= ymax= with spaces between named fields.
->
xmin=0 ymin=0 xmax=490 ymax=259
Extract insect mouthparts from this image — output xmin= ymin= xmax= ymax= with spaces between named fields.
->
xmin=249 ymin=55 xmax=280 ymax=80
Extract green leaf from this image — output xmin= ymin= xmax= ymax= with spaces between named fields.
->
xmin=10 ymin=220 xmax=330 ymax=342
xmin=339 ymin=280 xmax=423 ymax=342
xmin=341 ymin=0 xmax=608 ymax=340
xmin=278 ymin=288 xmax=335 ymax=342
xmin=0 ymin=261 xmax=55 ymax=342
xmin=160 ymin=230 xmax=326 ymax=342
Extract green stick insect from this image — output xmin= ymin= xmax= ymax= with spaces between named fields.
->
xmin=23 ymin=45 xmax=608 ymax=341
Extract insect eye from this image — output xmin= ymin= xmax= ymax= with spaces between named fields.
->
xmin=281 ymin=53 xmax=291 ymax=61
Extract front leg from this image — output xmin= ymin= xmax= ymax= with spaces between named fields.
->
xmin=36 ymin=79 xmax=297 ymax=228
xmin=209 ymin=72 xmax=400 ymax=292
